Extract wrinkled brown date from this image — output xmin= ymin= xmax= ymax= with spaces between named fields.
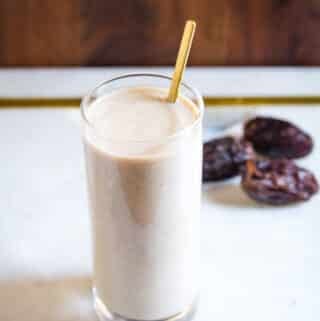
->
xmin=241 ymin=159 xmax=319 ymax=205
xmin=244 ymin=117 xmax=313 ymax=159
xmin=203 ymin=136 xmax=254 ymax=182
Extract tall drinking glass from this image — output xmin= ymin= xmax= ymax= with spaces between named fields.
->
xmin=81 ymin=74 xmax=204 ymax=321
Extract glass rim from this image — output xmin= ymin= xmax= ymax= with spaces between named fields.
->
xmin=81 ymin=73 xmax=204 ymax=143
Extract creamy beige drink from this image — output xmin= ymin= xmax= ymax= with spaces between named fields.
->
xmin=82 ymin=80 xmax=203 ymax=321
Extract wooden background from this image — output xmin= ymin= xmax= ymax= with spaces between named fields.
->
xmin=1 ymin=0 xmax=320 ymax=66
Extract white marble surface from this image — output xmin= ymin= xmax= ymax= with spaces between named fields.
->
xmin=1 ymin=68 xmax=320 ymax=321
xmin=1 ymin=67 xmax=320 ymax=97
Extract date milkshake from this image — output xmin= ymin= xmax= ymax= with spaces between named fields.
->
xmin=82 ymin=75 xmax=203 ymax=321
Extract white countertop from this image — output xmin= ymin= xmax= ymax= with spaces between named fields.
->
xmin=1 ymin=68 xmax=320 ymax=321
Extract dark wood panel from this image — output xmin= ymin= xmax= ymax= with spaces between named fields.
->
xmin=0 ymin=0 xmax=83 ymax=65
xmin=0 ymin=0 xmax=320 ymax=66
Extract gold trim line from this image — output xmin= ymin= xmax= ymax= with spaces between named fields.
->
xmin=1 ymin=96 xmax=320 ymax=108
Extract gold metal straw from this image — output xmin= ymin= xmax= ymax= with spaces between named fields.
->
xmin=167 ymin=20 xmax=196 ymax=103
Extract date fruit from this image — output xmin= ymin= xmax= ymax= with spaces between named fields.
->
xmin=203 ymin=136 xmax=254 ymax=182
xmin=241 ymin=159 xmax=318 ymax=205
xmin=244 ymin=117 xmax=313 ymax=159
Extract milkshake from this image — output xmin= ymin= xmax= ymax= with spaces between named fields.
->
xmin=82 ymin=75 xmax=203 ymax=321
